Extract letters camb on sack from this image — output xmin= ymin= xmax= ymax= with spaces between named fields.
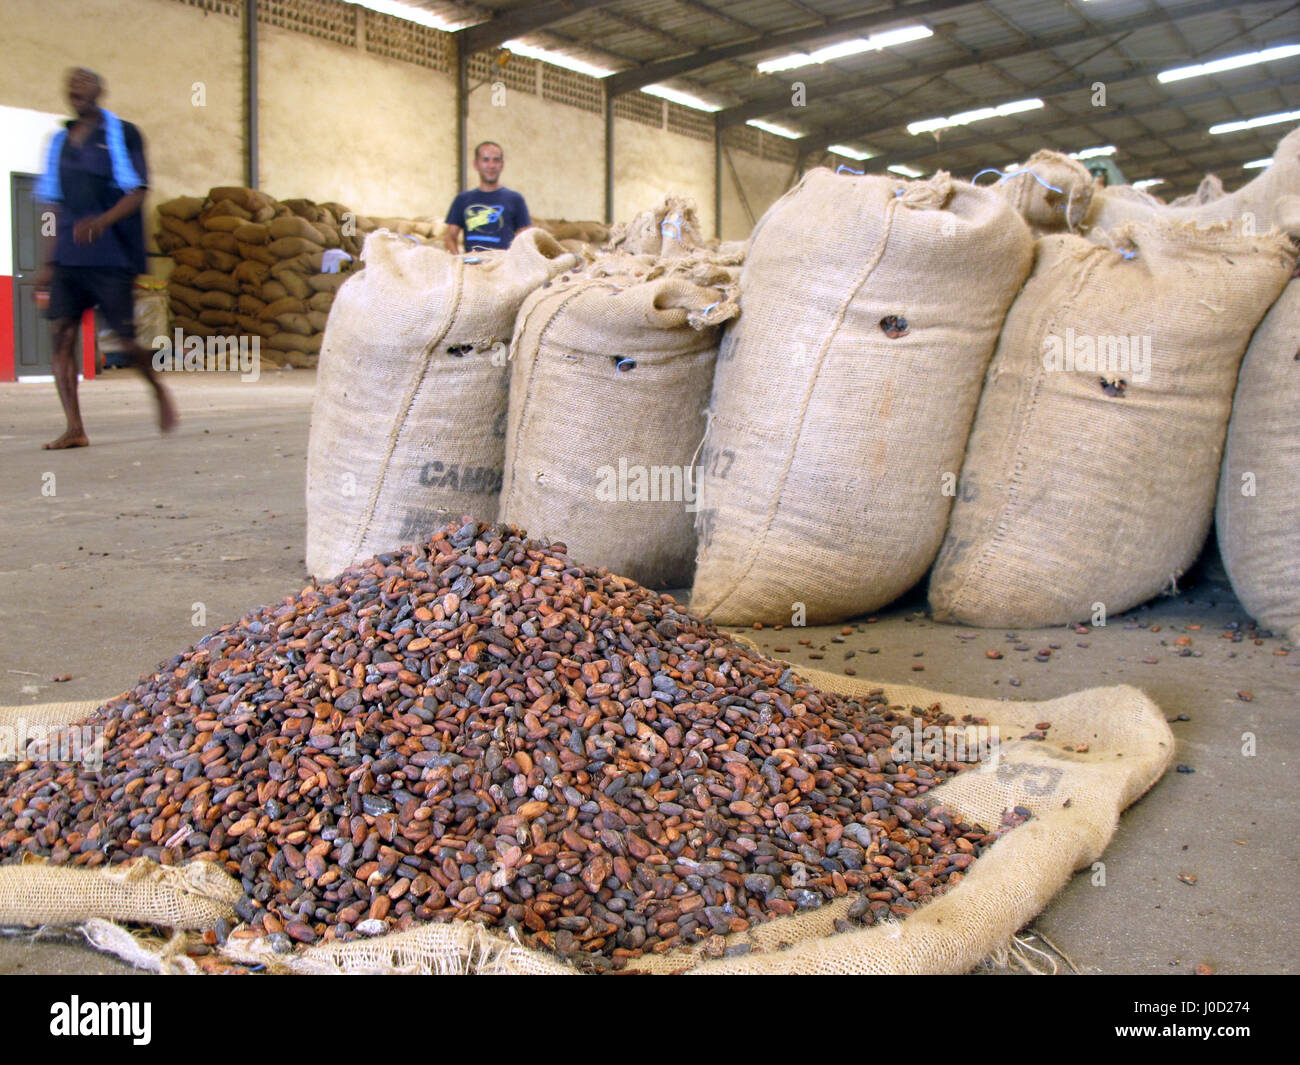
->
xmin=501 ymin=265 xmax=739 ymax=589
xmin=691 ymin=169 xmax=1034 ymax=626
xmin=305 ymin=229 xmax=576 ymax=580
xmin=930 ymin=221 xmax=1295 ymax=628
xmin=1216 ymin=277 xmax=1300 ymax=646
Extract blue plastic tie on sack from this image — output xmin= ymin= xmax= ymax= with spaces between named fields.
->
xmin=1119 ymin=248 xmax=1138 ymax=260
xmin=614 ymin=357 xmax=637 ymax=372
xmin=661 ymin=219 xmax=683 ymax=241
xmin=836 ymin=164 xmax=865 ymax=175
xmin=972 ymin=166 xmax=1063 ymax=196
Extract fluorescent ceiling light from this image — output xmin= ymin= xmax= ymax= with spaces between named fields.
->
xmin=345 ymin=0 xmax=460 ymax=31
xmin=1209 ymin=109 xmax=1300 ymax=135
xmin=642 ymin=84 xmax=723 ymax=112
xmin=1158 ymin=44 xmax=1300 ymax=84
xmin=1132 ymin=178 xmax=1165 ymax=189
xmin=908 ymin=97 xmax=1043 ymax=135
xmin=757 ymin=25 xmax=932 ymax=73
xmin=747 ymin=119 xmax=801 ymax=138
xmin=828 ymin=144 xmax=875 ymax=160
xmin=502 ymin=40 xmax=614 ymax=78
xmin=888 ymin=164 xmax=924 ymax=177
xmin=1242 ymin=157 xmax=1273 ymax=169
xmin=1070 ymin=145 xmax=1117 ymax=160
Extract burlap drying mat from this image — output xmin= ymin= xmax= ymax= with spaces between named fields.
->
xmin=0 ymin=670 xmax=1173 ymax=974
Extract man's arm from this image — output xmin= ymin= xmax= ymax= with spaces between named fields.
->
xmin=73 ymin=188 xmax=145 ymax=245
xmin=443 ymin=224 xmax=463 ymax=254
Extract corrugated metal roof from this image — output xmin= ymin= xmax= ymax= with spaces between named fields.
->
xmin=424 ymin=0 xmax=1300 ymax=197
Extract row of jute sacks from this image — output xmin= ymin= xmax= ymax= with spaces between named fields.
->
xmin=305 ymin=127 xmax=1300 ymax=641
xmin=158 ymin=185 xmax=614 ymax=369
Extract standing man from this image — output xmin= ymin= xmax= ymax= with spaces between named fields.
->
xmin=443 ymin=141 xmax=532 ymax=254
xmin=36 ymin=67 xmax=175 ymax=450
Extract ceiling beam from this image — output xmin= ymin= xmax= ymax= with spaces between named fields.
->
xmin=799 ymin=40 xmax=1300 ymax=151
xmin=603 ymin=0 xmax=976 ymax=96
xmin=459 ymin=0 xmax=622 ymax=56
xmin=854 ymin=72 xmax=1300 ymax=169
xmin=719 ymin=0 xmax=1279 ymax=128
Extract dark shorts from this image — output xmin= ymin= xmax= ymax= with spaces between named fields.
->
xmin=45 ymin=266 xmax=136 ymax=340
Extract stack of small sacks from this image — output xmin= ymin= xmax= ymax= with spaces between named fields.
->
xmin=155 ymin=186 xmax=440 ymax=368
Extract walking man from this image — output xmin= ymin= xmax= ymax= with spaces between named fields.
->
xmin=36 ymin=67 xmax=175 ymax=449
xmin=443 ymin=141 xmax=532 ymax=253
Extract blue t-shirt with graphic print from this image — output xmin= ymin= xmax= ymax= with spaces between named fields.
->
xmin=445 ymin=187 xmax=530 ymax=251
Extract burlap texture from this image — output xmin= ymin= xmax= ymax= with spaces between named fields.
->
xmin=500 ymin=266 xmax=739 ymax=588
xmin=304 ymin=229 xmax=577 ymax=581
xmin=1216 ymin=278 xmax=1300 ymax=646
xmin=607 ymin=195 xmax=706 ymax=258
xmin=997 ymin=150 xmax=1095 ymax=232
xmin=1087 ymin=125 xmax=1300 ymax=237
xmin=0 ymin=672 xmax=1172 ymax=974
xmin=930 ymin=221 xmax=1295 ymax=628
xmin=691 ymin=169 xmax=1034 ymax=625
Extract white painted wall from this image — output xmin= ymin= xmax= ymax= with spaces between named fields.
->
xmin=0 ymin=104 xmax=68 ymax=275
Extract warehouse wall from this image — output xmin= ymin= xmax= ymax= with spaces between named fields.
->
xmin=0 ymin=0 xmax=786 ymax=239
xmin=467 ymin=87 xmax=604 ymax=224
xmin=614 ymin=118 xmax=716 ymax=236
xmin=720 ymin=147 xmax=796 ymax=242
xmin=258 ymin=23 xmax=457 ymax=220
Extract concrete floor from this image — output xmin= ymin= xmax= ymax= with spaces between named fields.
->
xmin=1 ymin=371 xmax=1296 ymax=975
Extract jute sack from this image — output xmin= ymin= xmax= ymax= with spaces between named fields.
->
xmin=608 ymin=195 xmax=705 ymax=257
xmin=691 ymin=169 xmax=1034 ymax=625
xmin=205 ymin=249 xmax=240 ymax=273
xmin=157 ymin=195 xmax=205 ymax=221
xmin=995 ymin=150 xmax=1095 ymax=232
xmin=267 ymin=331 xmax=320 ymax=354
xmin=500 ymin=268 xmax=739 ymax=589
xmin=207 ymin=185 xmax=277 ymax=215
xmin=1087 ymin=125 xmax=1300 ymax=237
xmin=1169 ymin=174 xmax=1225 ymax=208
xmin=0 ymin=668 xmax=1172 ymax=975
xmin=154 ymin=231 xmax=186 ymax=254
xmin=929 ymin=221 xmax=1295 ymax=628
xmin=305 ymin=228 xmax=577 ymax=580
xmin=1216 ymin=277 xmax=1300 ymax=646
xmin=171 ymin=246 xmax=206 ymax=270
xmin=159 ymin=214 xmax=203 ymax=246
xmin=199 ymin=215 xmax=245 ymax=234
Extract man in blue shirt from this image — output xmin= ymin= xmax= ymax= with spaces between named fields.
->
xmin=36 ymin=68 xmax=175 ymax=449
xmin=443 ymin=141 xmax=532 ymax=253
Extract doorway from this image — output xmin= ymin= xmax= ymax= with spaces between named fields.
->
xmin=8 ymin=171 xmax=93 ymax=381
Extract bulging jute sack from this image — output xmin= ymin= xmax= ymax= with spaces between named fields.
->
xmin=930 ymin=221 xmax=1295 ymax=628
xmin=305 ymin=229 xmax=577 ymax=580
xmin=0 ymin=667 xmax=1172 ymax=974
xmin=500 ymin=265 xmax=739 ymax=589
xmin=690 ymin=169 xmax=1034 ymax=625
xmin=1216 ymin=277 xmax=1300 ymax=646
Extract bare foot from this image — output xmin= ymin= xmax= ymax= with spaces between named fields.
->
xmin=43 ymin=432 xmax=89 ymax=450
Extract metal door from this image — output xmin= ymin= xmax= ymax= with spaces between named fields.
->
xmin=11 ymin=172 xmax=53 ymax=375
